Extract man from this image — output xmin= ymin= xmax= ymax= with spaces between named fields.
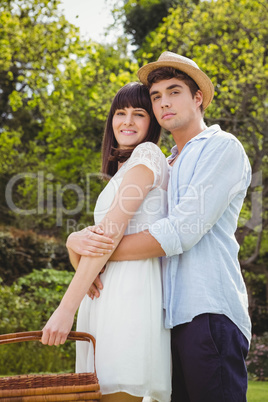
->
xmin=69 ymin=52 xmax=252 ymax=401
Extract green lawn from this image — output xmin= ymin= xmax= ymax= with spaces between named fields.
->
xmin=247 ymin=381 xmax=268 ymax=401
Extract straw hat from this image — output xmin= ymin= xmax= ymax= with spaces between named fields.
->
xmin=137 ymin=51 xmax=214 ymax=109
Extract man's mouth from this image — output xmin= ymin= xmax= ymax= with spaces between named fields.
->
xmin=162 ymin=113 xmax=175 ymax=120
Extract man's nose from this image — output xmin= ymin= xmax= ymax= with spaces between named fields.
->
xmin=161 ymin=95 xmax=171 ymax=108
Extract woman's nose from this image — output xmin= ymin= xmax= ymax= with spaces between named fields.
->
xmin=123 ymin=114 xmax=134 ymax=125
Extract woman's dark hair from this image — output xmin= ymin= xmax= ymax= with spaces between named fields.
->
xmin=102 ymin=82 xmax=161 ymax=177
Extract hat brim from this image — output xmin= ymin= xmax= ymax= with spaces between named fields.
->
xmin=137 ymin=60 xmax=214 ymax=109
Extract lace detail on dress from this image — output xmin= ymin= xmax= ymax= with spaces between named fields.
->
xmin=123 ymin=142 xmax=166 ymax=188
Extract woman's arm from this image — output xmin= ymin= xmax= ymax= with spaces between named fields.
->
xmin=66 ymin=226 xmax=114 ymax=270
xmin=67 ymin=227 xmax=165 ymax=263
xmin=41 ymin=164 xmax=154 ymax=346
xmin=67 ymin=247 xmax=81 ymax=270
xmin=87 ymin=231 xmax=165 ymax=299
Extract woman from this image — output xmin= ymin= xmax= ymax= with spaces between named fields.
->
xmin=42 ymin=83 xmax=171 ymax=402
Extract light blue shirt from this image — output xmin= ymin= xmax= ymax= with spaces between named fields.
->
xmin=149 ymin=124 xmax=252 ymax=344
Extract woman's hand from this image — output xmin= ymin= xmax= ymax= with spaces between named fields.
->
xmin=66 ymin=226 xmax=114 ymax=257
xmin=41 ymin=306 xmax=75 ymax=346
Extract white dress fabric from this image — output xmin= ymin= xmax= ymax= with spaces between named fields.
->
xmin=76 ymin=142 xmax=171 ymax=402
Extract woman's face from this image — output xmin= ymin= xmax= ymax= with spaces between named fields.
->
xmin=112 ymin=106 xmax=151 ymax=149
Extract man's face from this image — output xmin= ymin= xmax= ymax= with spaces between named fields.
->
xmin=149 ymin=78 xmax=202 ymax=133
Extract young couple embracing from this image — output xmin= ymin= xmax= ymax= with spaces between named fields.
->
xmin=42 ymin=52 xmax=251 ymax=402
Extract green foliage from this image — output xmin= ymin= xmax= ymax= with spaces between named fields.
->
xmin=134 ymin=0 xmax=199 ymax=61
xmin=246 ymin=333 xmax=268 ymax=380
xmin=0 ymin=0 xmax=80 ymax=229
xmin=113 ymin=0 xmax=189 ymax=48
xmin=0 ymin=129 xmax=22 ymax=175
xmin=0 ymin=0 xmax=78 ymax=156
xmin=12 ymin=42 xmax=138 ymax=234
xmin=139 ymin=0 xmax=267 ymax=148
xmin=0 ymin=0 xmax=139 ymax=235
xmin=244 ymin=271 xmax=268 ymax=335
xmin=0 ymin=268 xmax=76 ymax=375
xmin=0 ymin=227 xmax=70 ymax=284
xmin=138 ymin=0 xmax=267 ymax=164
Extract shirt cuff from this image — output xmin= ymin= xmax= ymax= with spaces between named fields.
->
xmin=149 ymin=218 xmax=183 ymax=257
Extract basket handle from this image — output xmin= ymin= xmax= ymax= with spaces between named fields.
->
xmin=0 ymin=331 xmax=97 ymax=373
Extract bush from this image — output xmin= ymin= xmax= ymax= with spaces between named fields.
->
xmin=246 ymin=333 xmax=268 ymax=380
xmin=0 ymin=228 xmax=70 ymax=285
xmin=0 ymin=268 xmax=77 ymax=375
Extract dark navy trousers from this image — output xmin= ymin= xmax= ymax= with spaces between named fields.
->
xmin=171 ymin=313 xmax=249 ymax=402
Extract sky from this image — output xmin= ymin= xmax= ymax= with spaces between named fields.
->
xmin=58 ymin=0 xmax=121 ymax=43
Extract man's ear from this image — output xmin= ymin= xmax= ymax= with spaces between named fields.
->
xmin=195 ymin=90 xmax=203 ymax=109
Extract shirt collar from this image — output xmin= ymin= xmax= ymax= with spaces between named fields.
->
xmin=167 ymin=124 xmax=221 ymax=160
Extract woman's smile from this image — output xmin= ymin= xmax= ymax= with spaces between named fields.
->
xmin=120 ymin=129 xmax=137 ymax=135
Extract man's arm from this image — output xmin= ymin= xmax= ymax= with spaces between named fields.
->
xmin=109 ymin=230 xmax=166 ymax=261
xmin=69 ymin=139 xmax=250 ymax=263
xmin=149 ymin=137 xmax=252 ymax=258
xmin=87 ymin=230 xmax=165 ymax=298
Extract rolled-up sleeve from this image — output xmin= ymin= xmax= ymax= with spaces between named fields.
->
xmin=149 ymin=216 xmax=183 ymax=256
xmin=149 ymin=137 xmax=252 ymax=257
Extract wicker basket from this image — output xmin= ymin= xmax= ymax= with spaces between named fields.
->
xmin=0 ymin=331 xmax=101 ymax=401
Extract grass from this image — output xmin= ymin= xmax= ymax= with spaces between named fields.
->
xmin=247 ymin=381 xmax=268 ymax=401
xmin=0 ymin=378 xmax=266 ymax=400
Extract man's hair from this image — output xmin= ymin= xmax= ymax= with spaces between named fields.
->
xmin=147 ymin=67 xmax=204 ymax=113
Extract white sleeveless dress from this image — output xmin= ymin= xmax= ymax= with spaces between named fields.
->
xmin=76 ymin=142 xmax=171 ymax=402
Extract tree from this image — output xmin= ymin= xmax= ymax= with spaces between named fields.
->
xmin=0 ymin=0 xmax=138 ymax=234
xmin=112 ymin=0 xmax=196 ymax=48
xmin=0 ymin=0 xmax=80 ymax=225
xmin=0 ymin=0 xmax=79 ymax=163
xmin=27 ymin=42 xmax=138 ymax=235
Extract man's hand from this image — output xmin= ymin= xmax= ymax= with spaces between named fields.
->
xmin=66 ymin=225 xmax=114 ymax=257
xmin=87 ymin=268 xmax=105 ymax=299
